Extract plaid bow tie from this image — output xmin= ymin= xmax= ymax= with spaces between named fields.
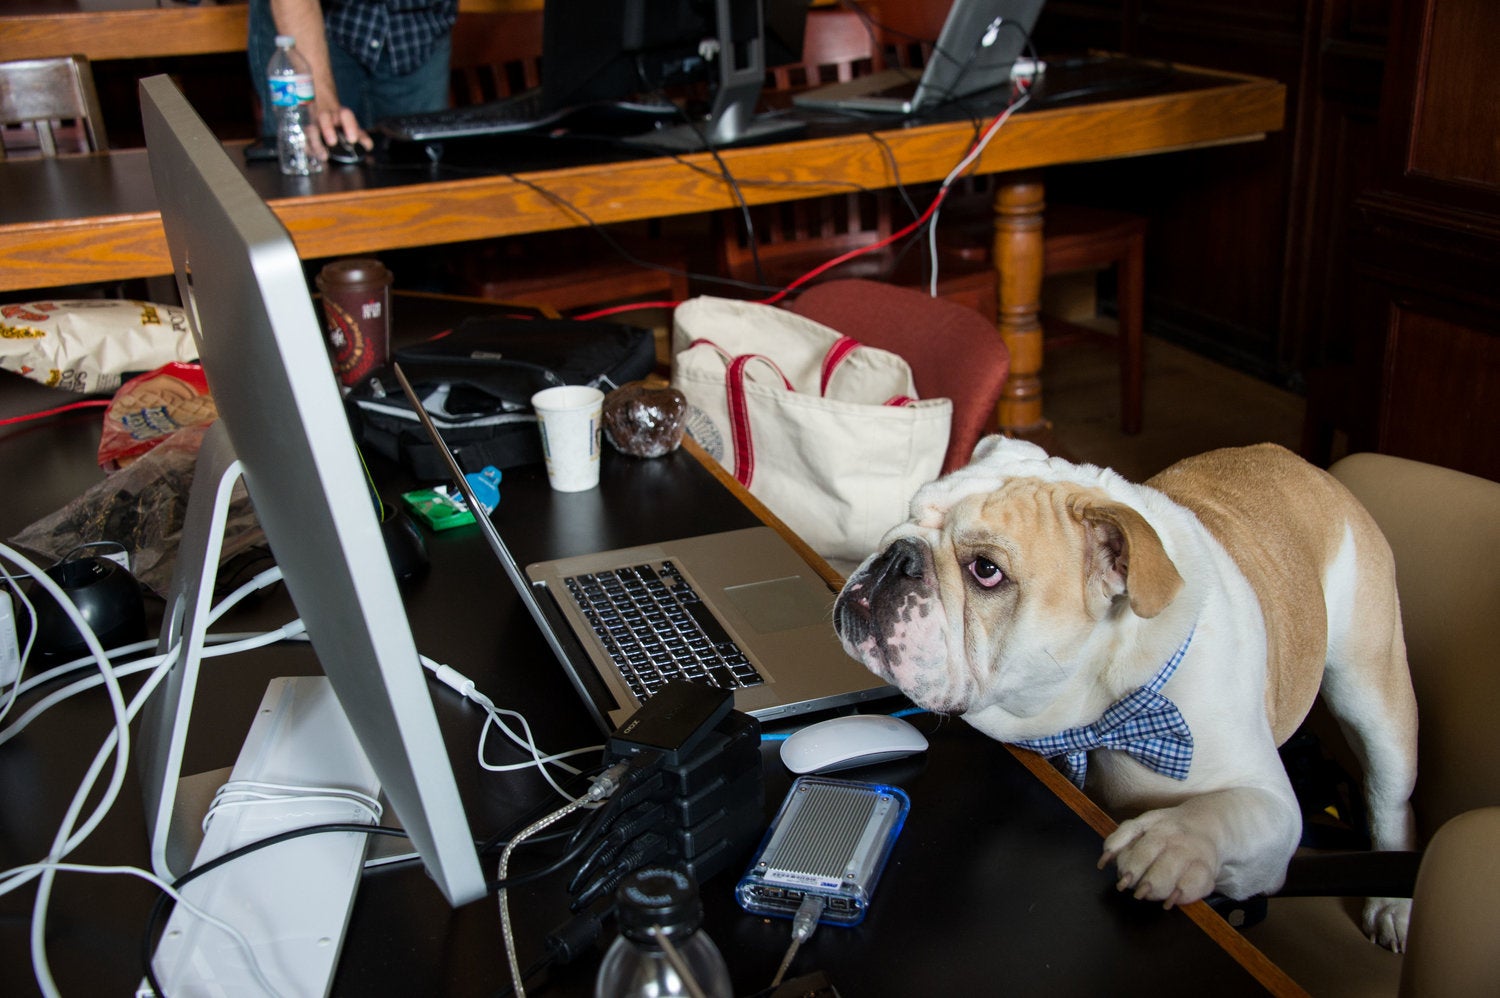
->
xmin=1014 ymin=629 xmax=1195 ymax=789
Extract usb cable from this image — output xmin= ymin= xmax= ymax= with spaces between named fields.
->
xmin=770 ymin=894 xmax=825 ymax=988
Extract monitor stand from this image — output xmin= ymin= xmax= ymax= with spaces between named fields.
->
xmin=136 ymin=422 xmax=380 ymax=995
xmin=622 ymin=0 xmax=804 ymax=153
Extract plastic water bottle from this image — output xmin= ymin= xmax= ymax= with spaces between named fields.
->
xmin=267 ymin=34 xmax=323 ymax=176
xmin=594 ymin=867 xmax=732 ymax=998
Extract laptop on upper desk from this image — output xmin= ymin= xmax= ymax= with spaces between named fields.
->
xmin=793 ymin=0 xmax=1045 ymax=115
xmin=392 ymin=364 xmax=895 ymax=732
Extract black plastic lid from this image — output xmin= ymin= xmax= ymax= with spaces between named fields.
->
xmin=615 ymin=867 xmax=702 ymax=942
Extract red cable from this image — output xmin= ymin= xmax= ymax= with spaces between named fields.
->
xmin=0 ymin=398 xmax=110 ymax=428
xmin=573 ymin=93 xmax=1021 ymax=323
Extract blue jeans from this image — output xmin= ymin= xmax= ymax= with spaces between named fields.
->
xmin=248 ymin=0 xmax=451 ymax=136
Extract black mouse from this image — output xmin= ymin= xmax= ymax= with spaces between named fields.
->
xmin=328 ymin=130 xmax=369 ymax=166
xmin=21 ymin=556 xmax=148 ymax=660
xmin=381 ymin=507 xmax=429 ymax=586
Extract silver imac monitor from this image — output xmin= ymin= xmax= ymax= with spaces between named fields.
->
xmin=136 ymin=74 xmax=487 ymax=907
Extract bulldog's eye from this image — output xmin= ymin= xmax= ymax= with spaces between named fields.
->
xmin=968 ymin=556 xmax=1005 ymax=588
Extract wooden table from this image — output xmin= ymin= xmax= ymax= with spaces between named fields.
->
xmin=0 ymin=295 xmax=1305 ymax=995
xmin=0 ymin=0 xmax=542 ymax=63
xmin=0 ymin=59 xmax=1284 ymax=431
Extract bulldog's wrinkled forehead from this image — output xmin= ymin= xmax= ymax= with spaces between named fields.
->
xmin=906 ymin=435 xmax=1076 ymax=528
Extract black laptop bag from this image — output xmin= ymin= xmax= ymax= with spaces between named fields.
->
xmin=350 ymin=315 xmax=656 ymax=480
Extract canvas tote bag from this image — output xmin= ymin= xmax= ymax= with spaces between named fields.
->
xmin=671 ymin=296 xmax=951 ymax=564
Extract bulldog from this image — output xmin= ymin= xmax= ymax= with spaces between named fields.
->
xmin=834 ymin=438 xmax=1419 ymax=949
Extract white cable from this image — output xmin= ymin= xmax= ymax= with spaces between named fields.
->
xmin=13 ymin=861 xmax=283 ymax=998
xmin=927 ymin=89 xmax=1033 ymax=297
xmin=0 ymin=620 xmax=306 ymax=748
xmin=0 ymin=564 xmax=283 ymax=711
xmin=0 ymin=551 xmax=284 ymax=998
xmin=420 ymin=655 xmax=603 ymax=802
xmin=477 ymin=708 xmax=600 ymax=800
xmin=0 ymin=560 xmax=39 ymax=727
xmin=0 ymin=542 xmax=133 ymax=998
xmin=203 ymin=780 xmax=383 ymax=832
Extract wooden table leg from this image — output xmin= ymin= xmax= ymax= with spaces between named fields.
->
xmin=991 ymin=174 xmax=1047 ymax=435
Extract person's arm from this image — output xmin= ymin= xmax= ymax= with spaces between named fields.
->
xmin=269 ymin=0 xmax=371 ymax=149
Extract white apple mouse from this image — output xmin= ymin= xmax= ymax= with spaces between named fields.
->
xmin=779 ymin=713 xmax=929 ymax=774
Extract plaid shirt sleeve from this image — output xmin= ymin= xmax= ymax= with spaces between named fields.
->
xmin=323 ymin=0 xmax=459 ymax=77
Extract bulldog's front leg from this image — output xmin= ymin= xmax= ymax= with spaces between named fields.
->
xmin=1099 ymin=787 xmax=1301 ymax=907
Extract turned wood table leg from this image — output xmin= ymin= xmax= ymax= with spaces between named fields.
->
xmin=992 ymin=175 xmax=1047 ymax=434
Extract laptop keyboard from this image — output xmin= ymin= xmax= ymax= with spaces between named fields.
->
xmin=564 ymin=561 xmax=765 ymax=700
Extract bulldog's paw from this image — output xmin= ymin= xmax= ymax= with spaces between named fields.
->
xmin=1100 ymin=812 xmax=1219 ymax=909
xmin=1362 ymin=896 xmax=1411 ymax=952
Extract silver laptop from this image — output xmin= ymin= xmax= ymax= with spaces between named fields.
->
xmin=793 ymin=0 xmax=1044 ymax=115
xmin=392 ymin=365 xmax=894 ymax=732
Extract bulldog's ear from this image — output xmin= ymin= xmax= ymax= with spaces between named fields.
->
xmin=1072 ymin=500 xmax=1184 ymax=618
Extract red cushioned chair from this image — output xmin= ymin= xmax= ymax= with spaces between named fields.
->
xmin=788 ymin=278 xmax=1010 ymax=474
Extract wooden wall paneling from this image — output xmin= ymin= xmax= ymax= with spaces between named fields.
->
xmin=1378 ymin=303 xmax=1499 ymax=481
xmin=1277 ymin=0 xmax=1388 ymax=382
xmin=1103 ymin=3 xmax=1304 ymax=380
xmin=1034 ymin=0 xmax=1135 ymax=53
xmin=1404 ymin=2 xmax=1500 ymax=190
xmin=1339 ymin=0 xmax=1500 ymax=480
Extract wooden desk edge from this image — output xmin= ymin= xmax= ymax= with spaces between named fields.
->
xmin=0 ymin=1 xmax=541 ymax=62
xmin=682 ymin=436 xmax=1307 ymax=997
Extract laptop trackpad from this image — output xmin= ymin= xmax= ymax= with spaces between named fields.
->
xmin=725 ymin=576 xmax=831 ymax=633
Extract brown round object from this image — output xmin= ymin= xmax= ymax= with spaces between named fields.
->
xmin=602 ymin=382 xmax=688 ymax=458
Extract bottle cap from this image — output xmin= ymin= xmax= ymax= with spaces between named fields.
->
xmin=275 ymin=35 xmax=296 ymax=48
xmin=616 ymin=866 xmax=703 ymax=942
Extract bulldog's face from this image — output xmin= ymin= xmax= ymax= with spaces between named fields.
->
xmin=833 ymin=440 xmax=1183 ymax=733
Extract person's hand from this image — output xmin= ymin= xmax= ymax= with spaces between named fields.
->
xmin=312 ymin=102 xmax=372 ymax=154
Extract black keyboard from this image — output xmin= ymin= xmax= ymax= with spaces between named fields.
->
xmin=564 ymin=561 xmax=764 ymax=701
xmin=376 ymin=89 xmax=568 ymax=141
xmin=376 ymin=90 xmax=681 ymax=142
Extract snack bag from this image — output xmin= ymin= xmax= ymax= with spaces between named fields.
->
xmin=97 ymin=362 xmax=219 ymax=471
xmin=0 ymin=299 xmax=196 ymax=394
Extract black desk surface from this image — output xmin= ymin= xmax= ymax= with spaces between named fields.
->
xmin=0 ymin=56 xmax=1215 ymax=229
xmin=0 ymin=300 xmax=1293 ymax=996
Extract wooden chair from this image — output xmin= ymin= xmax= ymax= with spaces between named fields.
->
xmin=713 ymin=7 xmax=995 ymax=314
xmin=788 ymin=278 xmax=1009 ymax=473
xmin=0 ymin=54 xmax=108 ymax=160
xmin=442 ymin=10 xmax=690 ymax=315
xmin=763 ymin=7 xmax=884 ymax=92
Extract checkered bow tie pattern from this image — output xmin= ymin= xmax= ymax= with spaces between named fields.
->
xmin=1014 ymin=629 xmax=1196 ymax=789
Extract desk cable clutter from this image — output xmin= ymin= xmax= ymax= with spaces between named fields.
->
xmin=493 ymin=679 xmax=764 ymax=997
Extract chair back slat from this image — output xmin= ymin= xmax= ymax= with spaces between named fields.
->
xmin=0 ymin=55 xmax=108 ymax=160
xmin=449 ymin=9 xmax=546 ymax=106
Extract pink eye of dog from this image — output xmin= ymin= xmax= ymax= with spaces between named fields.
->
xmin=968 ymin=557 xmax=1004 ymax=587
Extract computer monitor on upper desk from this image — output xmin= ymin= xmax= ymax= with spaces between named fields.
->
xmin=546 ymin=0 xmax=809 ymax=151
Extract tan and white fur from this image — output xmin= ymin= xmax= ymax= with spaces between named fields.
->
xmin=833 ymin=438 xmax=1418 ymax=948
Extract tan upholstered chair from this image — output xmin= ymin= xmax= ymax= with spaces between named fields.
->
xmin=0 ymin=54 xmax=108 ymax=159
xmin=1242 ymin=453 xmax=1500 ymax=996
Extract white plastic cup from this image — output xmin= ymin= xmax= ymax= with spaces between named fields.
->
xmin=531 ymin=385 xmax=605 ymax=492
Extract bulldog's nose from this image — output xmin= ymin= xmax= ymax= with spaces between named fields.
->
xmin=877 ymin=538 xmax=925 ymax=583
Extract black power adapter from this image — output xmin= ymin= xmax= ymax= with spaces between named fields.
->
xmin=571 ymin=680 xmax=764 ymax=906
xmin=607 ymin=679 xmax=734 ymax=767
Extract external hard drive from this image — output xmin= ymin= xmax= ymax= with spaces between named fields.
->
xmin=735 ymin=777 xmax=910 ymax=927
